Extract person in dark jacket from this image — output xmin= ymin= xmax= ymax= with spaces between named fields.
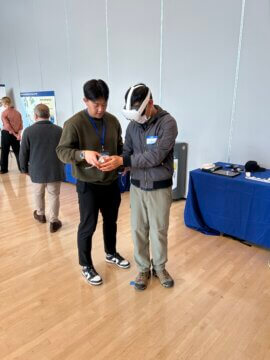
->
xmin=100 ymin=83 xmax=178 ymax=291
xmin=19 ymin=104 xmax=64 ymax=233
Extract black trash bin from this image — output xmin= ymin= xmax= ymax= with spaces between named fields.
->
xmin=172 ymin=142 xmax=188 ymax=200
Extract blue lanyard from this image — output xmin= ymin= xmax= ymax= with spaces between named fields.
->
xmin=85 ymin=110 xmax=106 ymax=151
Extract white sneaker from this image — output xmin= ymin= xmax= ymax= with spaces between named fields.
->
xmin=82 ymin=266 xmax=103 ymax=285
xmin=105 ymin=252 xmax=130 ymax=269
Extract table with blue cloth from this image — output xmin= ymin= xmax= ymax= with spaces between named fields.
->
xmin=184 ymin=162 xmax=270 ymax=249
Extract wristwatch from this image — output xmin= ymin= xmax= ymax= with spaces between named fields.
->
xmin=79 ymin=151 xmax=85 ymax=160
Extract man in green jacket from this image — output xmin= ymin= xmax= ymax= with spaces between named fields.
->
xmin=56 ymin=79 xmax=130 ymax=286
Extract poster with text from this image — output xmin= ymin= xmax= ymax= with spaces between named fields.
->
xmin=20 ymin=91 xmax=56 ymax=128
xmin=172 ymin=158 xmax=178 ymax=190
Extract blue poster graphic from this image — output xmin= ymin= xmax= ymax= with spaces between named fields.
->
xmin=20 ymin=91 xmax=56 ymax=128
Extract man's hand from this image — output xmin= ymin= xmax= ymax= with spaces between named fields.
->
xmin=84 ymin=150 xmax=101 ymax=168
xmin=99 ymin=155 xmax=123 ymax=172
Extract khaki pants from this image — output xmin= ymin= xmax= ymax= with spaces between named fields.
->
xmin=33 ymin=182 xmax=61 ymax=222
xmin=130 ymin=185 xmax=172 ymax=272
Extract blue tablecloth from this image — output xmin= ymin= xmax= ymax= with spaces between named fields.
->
xmin=184 ymin=163 xmax=270 ymax=249
xmin=64 ymin=163 xmax=77 ymax=184
xmin=64 ymin=164 xmax=130 ymax=193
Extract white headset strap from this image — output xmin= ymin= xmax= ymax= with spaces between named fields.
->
xmin=138 ymin=89 xmax=151 ymax=114
xmin=126 ymin=84 xmax=148 ymax=110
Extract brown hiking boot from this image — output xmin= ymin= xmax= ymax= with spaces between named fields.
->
xmin=152 ymin=268 xmax=174 ymax=288
xmin=50 ymin=220 xmax=62 ymax=233
xmin=134 ymin=271 xmax=151 ymax=291
xmin=33 ymin=210 xmax=46 ymax=223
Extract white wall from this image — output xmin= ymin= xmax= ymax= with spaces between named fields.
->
xmin=229 ymin=0 xmax=270 ymax=166
xmin=107 ymin=0 xmax=161 ymax=135
xmin=0 ymin=0 xmax=269 ymax=171
xmin=162 ymin=0 xmax=242 ymax=171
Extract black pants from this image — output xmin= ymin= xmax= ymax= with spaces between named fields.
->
xmin=0 ymin=130 xmax=21 ymax=171
xmin=76 ymin=179 xmax=121 ymax=267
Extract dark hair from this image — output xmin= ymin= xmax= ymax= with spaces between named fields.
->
xmin=83 ymin=79 xmax=109 ymax=101
xmin=124 ymin=83 xmax=152 ymax=107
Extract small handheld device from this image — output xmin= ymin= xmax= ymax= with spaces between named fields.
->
xmin=98 ymin=156 xmax=105 ymax=164
xmin=98 ymin=152 xmax=109 ymax=164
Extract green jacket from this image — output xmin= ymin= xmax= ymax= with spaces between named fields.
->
xmin=56 ymin=110 xmax=123 ymax=185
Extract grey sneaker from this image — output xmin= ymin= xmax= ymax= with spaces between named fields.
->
xmin=134 ymin=271 xmax=151 ymax=291
xmin=152 ymin=268 xmax=174 ymax=288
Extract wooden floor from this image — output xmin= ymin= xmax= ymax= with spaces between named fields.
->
xmin=1 ymin=159 xmax=270 ymax=360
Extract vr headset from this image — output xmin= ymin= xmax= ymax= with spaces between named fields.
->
xmin=122 ymin=84 xmax=151 ymax=123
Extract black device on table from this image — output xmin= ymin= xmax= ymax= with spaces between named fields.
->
xmin=201 ymin=163 xmax=243 ymax=177
xmin=212 ymin=169 xmax=241 ymax=177
xmin=213 ymin=164 xmax=243 ymax=177
xmin=201 ymin=165 xmax=222 ymax=173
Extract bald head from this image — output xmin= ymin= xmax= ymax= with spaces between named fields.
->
xmin=34 ymin=104 xmax=50 ymax=120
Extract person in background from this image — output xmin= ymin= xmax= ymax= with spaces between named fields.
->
xmin=19 ymin=104 xmax=64 ymax=233
xmin=0 ymin=96 xmax=23 ymax=174
xmin=56 ymin=79 xmax=130 ymax=286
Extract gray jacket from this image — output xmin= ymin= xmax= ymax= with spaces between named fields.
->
xmin=122 ymin=106 xmax=178 ymax=190
xmin=19 ymin=120 xmax=65 ymax=183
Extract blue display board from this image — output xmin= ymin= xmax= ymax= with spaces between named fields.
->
xmin=20 ymin=91 xmax=56 ymax=128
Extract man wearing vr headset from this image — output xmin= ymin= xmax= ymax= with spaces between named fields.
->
xmin=100 ymin=83 xmax=178 ymax=290
xmin=56 ymin=79 xmax=130 ymax=286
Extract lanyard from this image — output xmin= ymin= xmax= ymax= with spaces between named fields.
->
xmin=85 ymin=110 xmax=106 ymax=151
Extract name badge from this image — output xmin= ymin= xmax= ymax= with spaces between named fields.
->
xmin=146 ymin=136 xmax=158 ymax=145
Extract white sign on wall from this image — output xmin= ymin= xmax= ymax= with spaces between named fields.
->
xmin=0 ymin=84 xmax=7 ymax=129
xmin=0 ymin=84 xmax=6 ymax=98
xmin=172 ymin=158 xmax=178 ymax=190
